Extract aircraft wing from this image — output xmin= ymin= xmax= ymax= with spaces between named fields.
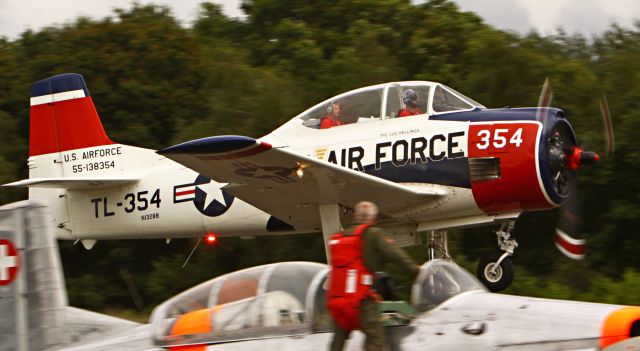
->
xmin=159 ymin=136 xmax=446 ymax=227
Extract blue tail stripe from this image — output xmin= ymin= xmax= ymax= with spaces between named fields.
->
xmin=30 ymin=73 xmax=90 ymax=98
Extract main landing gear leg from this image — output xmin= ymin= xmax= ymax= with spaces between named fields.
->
xmin=476 ymin=221 xmax=517 ymax=292
xmin=319 ymin=204 xmax=342 ymax=262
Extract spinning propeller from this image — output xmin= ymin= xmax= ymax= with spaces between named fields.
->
xmin=536 ymin=78 xmax=615 ymax=259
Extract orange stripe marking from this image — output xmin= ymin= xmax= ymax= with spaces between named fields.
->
xmin=601 ymin=306 xmax=640 ymax=349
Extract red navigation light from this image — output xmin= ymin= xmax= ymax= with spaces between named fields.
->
xmin=204 ymin=233 xmax=218 ymax=245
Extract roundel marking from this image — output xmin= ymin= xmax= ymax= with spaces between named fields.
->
xmin=0 ymin=239 xmax=19 ymax=286
xmin=192 ymin=175 xmax=235 ymax=217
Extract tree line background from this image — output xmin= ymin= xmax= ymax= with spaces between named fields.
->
xmin=0 ymin=0 xmax=639 ymax=319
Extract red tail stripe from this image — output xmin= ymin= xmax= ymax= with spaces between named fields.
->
xmin=29 ymin=96 xmax=113 ymax=156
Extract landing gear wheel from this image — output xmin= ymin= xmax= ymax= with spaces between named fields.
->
xmin=476 ymin=255 xmax=514 ymax=292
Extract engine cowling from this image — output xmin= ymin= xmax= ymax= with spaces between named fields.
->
xmin=468 ymin=108 xmax=589 ymax=213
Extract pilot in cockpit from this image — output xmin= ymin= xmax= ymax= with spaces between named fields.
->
xmin=398 ymin=89 xmax=423 ymax=117
xmin=320 ymin=101 xmax=344 ymax=129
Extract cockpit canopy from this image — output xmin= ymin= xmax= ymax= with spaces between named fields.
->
xmin=296 ymin=81 xmax=484 ymax=129
xmin=149 ymin=262 xmax=330 ymax=347
xmin=411 ymin=259 xmax=487 ymax=312
xmin=149 ymin=260 xmax=486 ymax=347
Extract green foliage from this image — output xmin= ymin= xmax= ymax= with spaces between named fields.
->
xmin=0 ymin=0 xmax=639 ymax=314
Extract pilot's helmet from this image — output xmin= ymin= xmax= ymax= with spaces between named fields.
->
xmin=403 ymin=89 xmax=419 ymax=108
xmin=327 ymin=101 xmax=340 ymax=115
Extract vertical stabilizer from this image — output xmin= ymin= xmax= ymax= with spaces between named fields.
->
xmin=23 ymin=74 xmax=120 ymax=239
xmin=0 ymin=201 xmax=139 ymax=351
xmin=29 ymin=73 xmax=113 ymax=157
xmin=5 ymin=73 xmax=171 ymax=241
xmin=0 ymin=201 xmax=67 ymax=351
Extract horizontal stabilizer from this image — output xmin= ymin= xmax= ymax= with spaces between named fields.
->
xmin=3 ymin=177 xmax=139 ymax=190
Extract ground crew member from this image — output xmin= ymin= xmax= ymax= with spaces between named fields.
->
xmin=327 ymin=201 xmax=420 ymax=351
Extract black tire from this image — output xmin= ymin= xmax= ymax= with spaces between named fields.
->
xmin=476 ymin=255 xmax=514 ymax=292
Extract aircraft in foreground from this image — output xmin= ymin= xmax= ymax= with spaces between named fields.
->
xmin=1 ymin=201 xmax=639 ymax=351
xmin=4 ymin=73 xmax=609 ymax=290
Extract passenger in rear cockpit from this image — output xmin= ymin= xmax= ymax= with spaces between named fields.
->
xmin=398 ymin=89 xmax=423 ymax=117
xmin=320 ymin=101 xmax=344 ymax=129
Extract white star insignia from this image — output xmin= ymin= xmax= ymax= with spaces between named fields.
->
xmin=197 ymin=181 xmax=228 ymax=209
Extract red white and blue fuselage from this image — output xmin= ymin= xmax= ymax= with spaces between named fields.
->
xmin=6 ymin=75 xmax=584 ymax=248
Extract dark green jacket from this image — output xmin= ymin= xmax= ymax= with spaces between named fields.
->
xmin=342 ymin=224 xmax=420 ymax=277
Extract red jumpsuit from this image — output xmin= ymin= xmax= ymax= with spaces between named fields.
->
xmin=398 ymin=108 xmax=423 ymax=117
xmin=320 ymin=116 xmax=344 ymax=129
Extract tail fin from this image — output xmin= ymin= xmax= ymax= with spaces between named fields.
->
xmin=12 ymin=74 xmax=128 ymax=240
xmin=3 ymin=75 xmax=157 ymax=241
xmin=0 ymin=201 xmax=69 ymax=350
xmin=0 ymin=201 xmax=138 ymax=351
xmin=29 ymin=73 xmax=114 ymax=157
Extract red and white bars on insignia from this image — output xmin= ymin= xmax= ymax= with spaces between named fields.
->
xmin=174 ymin=184 xmax=196 ymax=203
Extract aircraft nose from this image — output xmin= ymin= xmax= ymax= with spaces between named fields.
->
xmin=600 ymin=306 xmax=640 ymax=349
xmin=567 ymin=147 xmax=599 ymax=171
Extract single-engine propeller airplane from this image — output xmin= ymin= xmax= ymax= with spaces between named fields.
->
xmin=2 ymin=202 xmax=640 ymax=351
xmin=4 ymin=73 xmax=610 ymax=291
